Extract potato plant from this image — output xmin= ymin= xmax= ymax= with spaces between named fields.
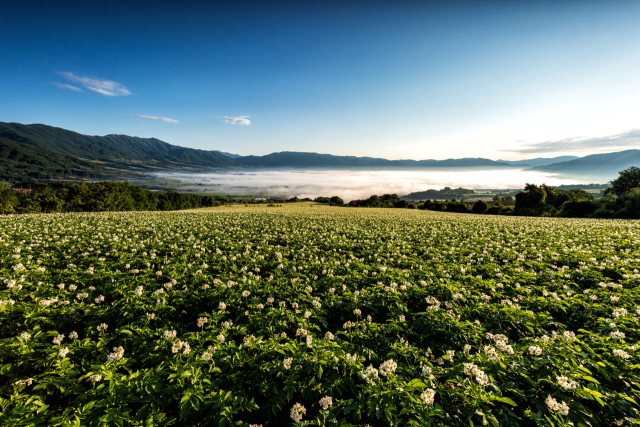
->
xmin=1 ymin=206 xmax=639 ymax=426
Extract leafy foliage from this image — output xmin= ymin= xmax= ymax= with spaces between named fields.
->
xmin=1 ymin=207 xmax=639 ymax=426
xmin=607 ymin=167 xmax=640 ymax=197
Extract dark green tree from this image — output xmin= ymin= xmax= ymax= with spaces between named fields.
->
xmin=329 ymin=196 xmax=344 ymax=207
xmin=472 ymin=200 xmax=488 ymax=214
xmin=607 ymin=166 xmax=640 ymax=196
xmin=515 ymin=184 xmax=547 ymax=216
xmin=419 ymin=200 xmax=433 ymax=210
xmin=486 ymin=202 xmax=504 ymax=215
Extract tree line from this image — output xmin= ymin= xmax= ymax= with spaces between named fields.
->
xmin=335 ymin=167 xmax=640 ymax=219
xmin=509 ymin=166 xmax=640 ymax=218
xmin=0 ymin=181 xmax=225 ymax=214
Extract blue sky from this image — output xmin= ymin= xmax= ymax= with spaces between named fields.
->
xmin=2 ymin=0 xmax=640 ymax=160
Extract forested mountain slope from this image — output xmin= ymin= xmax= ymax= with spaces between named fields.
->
xmin=0 ymin=122 xmax=239 ymax=168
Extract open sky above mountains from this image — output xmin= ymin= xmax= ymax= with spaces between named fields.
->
xmin=2 ymin=1 xmax=640 ymax=161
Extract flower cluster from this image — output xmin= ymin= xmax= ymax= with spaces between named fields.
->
xmin=545 ymin=395 xmax=570 ymax=416
xmin=290 ymin=403 xmax=306 ymax=423
xmin=613 ymin=349 xmax=631 ymax=359
xmin=463 ymin=363 xmax=489 ymax=386
xmin=319 ymin=396 xmax=332 ymax=410
xmin=171 ymin=341 xmax=191 ymax=355
xmin=107 ymin=346 xmax=125 ymax=361
xmin=360 ymin=365 xmax=379 ymax=384
xmin=420 ymin=388 xmax=436 ymax=405
xmin=528 ymin=345 xmax=542 ymax=355
xmin=379 ymin=359 xmax=398 ymax=376
xmin=556 ymin=376 xmax=578 ymax=391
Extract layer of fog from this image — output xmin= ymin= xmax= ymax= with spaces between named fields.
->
xmin=154 ymin=169 xmax=591 ymax=200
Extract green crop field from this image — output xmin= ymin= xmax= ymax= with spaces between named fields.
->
xmin=1 ymin=205 xmax=639 ymax=426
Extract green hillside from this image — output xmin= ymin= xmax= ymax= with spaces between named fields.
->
xmin=93 ymin=134 xmax=239 ymax=167
xmin=0 ymin=136 xmax=107 ymax=181
xmin=0 ymin=122 xmax=239 ymax=180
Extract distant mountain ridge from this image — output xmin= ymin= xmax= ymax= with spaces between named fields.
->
xmin=531 ymin=150 xmax=640 ymax=177
xmin=498 ymin=155 xmax=579 ymax=167
xmin=215 ymin=150 xmax=242 ymax=159
xmin=235 ymin=151 xmax=513 ymax=168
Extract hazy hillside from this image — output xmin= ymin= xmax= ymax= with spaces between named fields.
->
xmin=402 ymin=187 xmax=476 ymax=201
xmin=236 ymin=151 xmax=514 ymax=168
xmin=498 ymin=155 xmax=579 ymax=167
xmin=215 ymin=150 xmax=242 ymax=159
xmin=531 ymin=150 xmax=640 ymax=179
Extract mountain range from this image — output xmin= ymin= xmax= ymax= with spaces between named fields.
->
xmin=530 ymin=150 xmax=640 ymax=179
xmin=234 ymin=152 xmax=513 ymax=168
xmin=0 ymin=121 xmax=637 ymax=181
xmin=497 ymin=156 xmax=579 ymax=166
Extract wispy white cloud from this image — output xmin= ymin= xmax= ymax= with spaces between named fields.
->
xmin=58 ymin=72 xmax=131 ymax=96
xmin=506 ymin=128 xmax=640 ymax=154
xmin=52 ymin=82 xmax=83 ymax=92
xmin=130 ymin=114 xmax=179 ymax=123
xmin=223 ymin=116 xmax=251 ymax=125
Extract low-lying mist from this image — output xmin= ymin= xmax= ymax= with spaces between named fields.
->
xmin=154 ymin=169 xmax=590 ymax=200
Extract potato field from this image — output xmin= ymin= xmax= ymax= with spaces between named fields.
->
xmin=1 ymin=204 xmax=639 ymax=426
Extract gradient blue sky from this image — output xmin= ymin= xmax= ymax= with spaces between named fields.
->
xmin=2 ymin=0 xmax=640 ymax=160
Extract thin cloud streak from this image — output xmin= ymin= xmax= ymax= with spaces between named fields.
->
xmin=223 ymin=116 xmax=250 ymax=125
xmin=52 ymin=82 xmax=83 ymax=92
xmin=507 ymin=129 xmax=640 ymax=154
xmin=58 ymin=72 xmax=131 ymax=96
xmin=130 ymin=114 xmax=179 ymax=123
